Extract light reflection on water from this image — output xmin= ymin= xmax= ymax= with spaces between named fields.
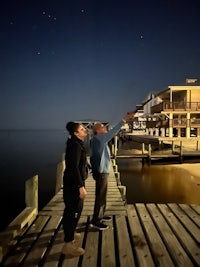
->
xmin=117 ymin=158 xmax=200 ymax=204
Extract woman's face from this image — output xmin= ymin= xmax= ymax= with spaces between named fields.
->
xmin=74 ymin=124 xmax=87 ymax=140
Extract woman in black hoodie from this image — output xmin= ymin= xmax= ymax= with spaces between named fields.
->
xmin=62 ymin=121 xmax=87 ymax=257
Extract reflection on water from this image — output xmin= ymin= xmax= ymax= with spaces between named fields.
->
xmin=117 ymin=158 xmax=200 ymax=204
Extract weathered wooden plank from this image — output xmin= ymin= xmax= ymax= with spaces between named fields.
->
xmin=39 ymin=210 xmax=64 ymax=216
xmin=42 ymin=203 xmax=65 ymax=211
xmin=43 ymin=228 xmax=64 ymax=267
xmin=135 ymin=204 xmax=175 ymax=267
xmin=3 ymin=215 xmax=50 ymax=266
xmin=9 ymin=207 xmax=37 ymax=230
xmin=101 ymin=220 xmax=116 ymax=267
xmin=158 ymin=204 xmax=200 ymax=265
xmin=83 ymin=199 xmax=123 ymax=204
xmin=127 ymin=205 xmax=155 ymax=267
xmin=179 ymin=204 xmax=200 ymax=227
xmin=0 ymin=206 xmax=37 ymax=259
xmin=80 ymin=229 xmax=99 ymax=267
xmin=168 ymin=203 xmax=200 ymax=244
xmin=190 ymin=204 xmax=200 ymax=215
xmin=21 ymin=215 xmax=62 ymax=266
xmin=147 ymin=204 xmax=194 ymax=266
xmin=0 ymin=223 xmax=29 ymax=264
xmin=115 ymin=215 xmax=136 ymax=267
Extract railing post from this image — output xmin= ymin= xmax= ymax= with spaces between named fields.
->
xmin=179 ymin=141 xmax=183 ymax=163
xmin=25 ymin=175 xmax=38 ymax=212
xmin=172 ymin=141 xmax=175 ymax=153
xmin=148 ymin=144 xmax=151 ymax=165
xmin=142 ymin=143 xmax=145 ymax=154
xmin=113 ymin=135 xmax=118 ymax=159
xmin=55 ymin=160 xmax=65 ymax=194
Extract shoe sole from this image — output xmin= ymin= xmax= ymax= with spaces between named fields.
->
xmin=89 ymin=224 xmax=109 ymax=230
xmin=62 ymin=249 xmax=85 ymax=257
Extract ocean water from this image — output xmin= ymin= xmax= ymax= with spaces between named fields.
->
xmin=0 ymin=129 xmax=66 ymax=231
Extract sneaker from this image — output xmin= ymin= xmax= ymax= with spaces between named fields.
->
xmin=102 ymin=216 xmax=112 ymax=222
xmin=62 ymin=241 xmax=85 ymax=257
xmin=89 ymin=222 xmax=109 ymax=230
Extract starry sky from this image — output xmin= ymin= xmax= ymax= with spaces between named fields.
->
xmin=1 ymin=0 xmax=200 ymax=129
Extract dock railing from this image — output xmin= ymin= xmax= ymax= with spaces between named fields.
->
xmin=0 ymin=175 xmax=38 ymax=262
xmin=55 ymin=153 xmax=65 ymax=194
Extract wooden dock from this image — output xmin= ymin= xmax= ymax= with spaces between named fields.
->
xmin=1 ymin=164 xmax=200 ymax=267
xmin=117 ymin=141 xmax=200 ymax=164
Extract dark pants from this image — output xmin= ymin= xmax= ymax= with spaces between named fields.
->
xmin=63 ymin=186 xmax=83 ymax=242
xmin=92 ymin=172 xmax=109 ymax=224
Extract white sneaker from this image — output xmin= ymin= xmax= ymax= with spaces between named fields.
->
xmin=89 ymin=222 xmax=109 ymax=230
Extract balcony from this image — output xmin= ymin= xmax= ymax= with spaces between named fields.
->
xmin=146 ymin=118 xmax=200 ymax=128
xmin=190 ymin=118 xmax=200 ymax=127
xmin=146 ymin=120 xmax=169 ymax=128
xmin=173 ymin=119 xmax=187 ymax=127
xmin=151 ymin=101 xmax=200 ymax=113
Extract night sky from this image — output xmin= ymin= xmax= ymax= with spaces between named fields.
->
xmin=1 ymin=0 xmax=200 ymax=129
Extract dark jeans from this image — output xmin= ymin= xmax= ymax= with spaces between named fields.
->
xmin=63 ymin=185 xmax=83 ymax=242
xmin=92 ymin=172 xmax=109 ymax=224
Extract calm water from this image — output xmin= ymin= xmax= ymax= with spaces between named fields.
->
xmin=0 ymin=130 xmax=65 ymax=231
xmin=0 ymin=130 xmax=200 ymax=232
xmin=117 ymin=158 xmax=200 ymax=204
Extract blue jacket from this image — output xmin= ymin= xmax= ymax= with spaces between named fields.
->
xmin=90 ymin=120 xmax=124 ymax=173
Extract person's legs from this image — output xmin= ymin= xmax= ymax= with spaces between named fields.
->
xmin=62 ymin=186 xmax=85 ymax=256
xmin=91 ymin=173 xmax=108 ymax=224
xmin=63 ymin=187 xmax=82 ymax=242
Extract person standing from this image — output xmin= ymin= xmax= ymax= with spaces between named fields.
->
xmin=89 ymin=113 xmax=133 ymax=230
xmin=62 ymin=121 xmax=88 ymax=256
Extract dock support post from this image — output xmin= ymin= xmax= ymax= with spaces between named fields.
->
xmin=142 ymin=143 xmax=145 ymax=154
xmin=172 ymin=141 xmax=175 ymax=154
xmin=118 ymin=185 xmax=126 ymax=202
xmin=148 ymin=144 xmax=152 ymax=165
xmin=159 ymin=140 xmax=163 ymax=150
xmin=142 ymin=143 xmax=146 ymax=166
xmin=115 ymin=172 xmax=121 ymax=185
xmin=179 ymin=141 xmax=183 ymax=163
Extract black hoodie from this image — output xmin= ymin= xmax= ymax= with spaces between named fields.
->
xmin=63 ymin=136 xmax=87 ymax=188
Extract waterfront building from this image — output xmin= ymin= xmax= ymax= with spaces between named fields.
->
xmin=145 ymin=79 xmax=200 ymax=139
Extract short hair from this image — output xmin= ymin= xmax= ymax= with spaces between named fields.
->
xmin=66 ymin=121 xmax=80 ymax=136
xmin=93 ymin=123 xmax=102 ymax=134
